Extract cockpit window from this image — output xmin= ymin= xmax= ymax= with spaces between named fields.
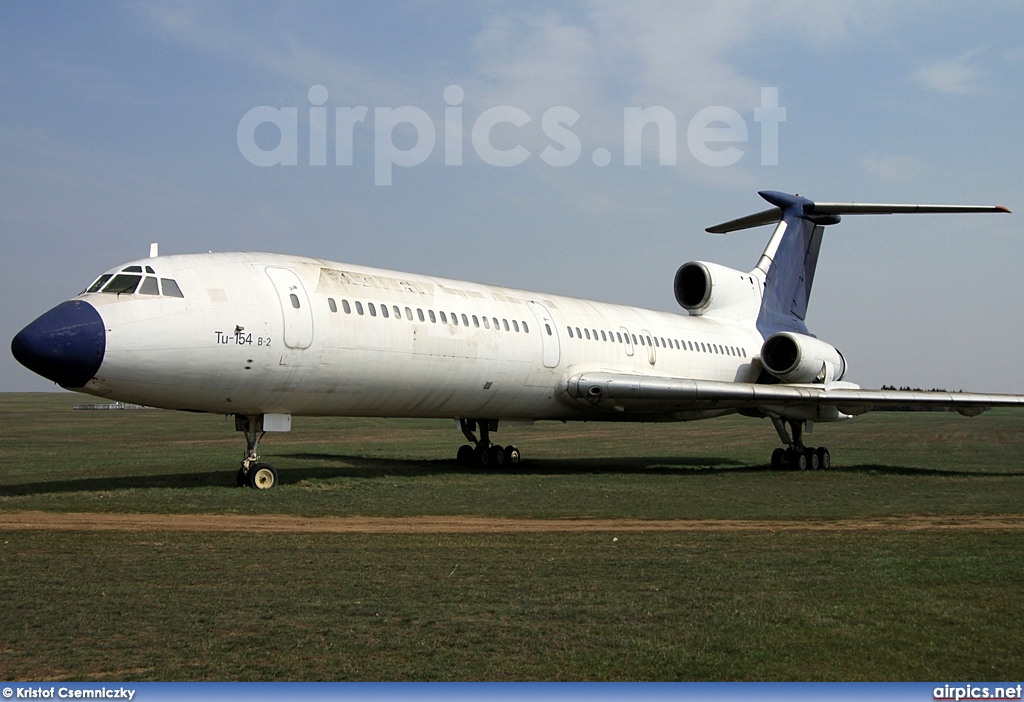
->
xmin=138 ymin=276 xmax=160 ymax=295
xmin=85 ymin=274 xmax=112 ymax=294
xmin=161 ymin=278 xmax=184 ymax=298
xmin=84 ymin=264 xmax=185 ymax=298
xmin=102 ymin=274 xmax=142 ymax=294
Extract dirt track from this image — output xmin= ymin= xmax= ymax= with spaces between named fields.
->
xmin=1 ymin=511 xmax=1022 ymax=533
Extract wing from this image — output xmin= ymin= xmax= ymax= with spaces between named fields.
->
xmin=563 ymin=372 xmax=1024 ymax=419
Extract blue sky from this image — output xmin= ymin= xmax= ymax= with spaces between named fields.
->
xmin=2 ymin=1 xmax=1022 ymax=392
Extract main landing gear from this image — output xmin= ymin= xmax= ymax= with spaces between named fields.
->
xmin=456 ymin=418 xmax=521 ymax=467
xmin=770 ymin=418 xmax=832 ymax=471
xmin=235 ymin=414 xmax=279 ymax=489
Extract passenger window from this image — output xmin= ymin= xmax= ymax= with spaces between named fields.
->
xmin=161 ymin=279 xmax=184 ymax=298
xmin=381 ymin=305 xmax=389 ymax=318
xmin=328 ymin=298 xmax=338 ymax=313
xmin=102 ymin=274 xmax=142 ymax=294
xmin=452 ymin=313 xmax=459 ymax=326
xmin=522 ymin=321 xmax=528 ymax=333
xmin=492 ymin=317 xmax=499 ymax=329
xmin=86 ymin=274 xmax=112 ymax=293
xmin=545 ymin=323 xmax=551 ymax=336
xmin=639 ymin=336 xmax=645 ymax=346
xmin=631 ymin=334 xmax=638 ymax=344
xmin=342 ymin=299 xmax=351 ymax=314
xmin=503 ymin=319 xmax=510 ymax=331
xmin=513 ymin=320 xmax=520 ymax=332
xmin=576 ymin=326 xmax=582 ymax=338
xmin=440 ymin=311 xmax=447 ymax=323
xmin=568 ymin=327 xmax=574 ymax=338
xmin=600 ymin=330 xmax=607 ymax=342
xmin=368 ymin=303 xmax=376 ymax=317
xmin=585 ymin=329 xmax=591 ymax=340
xmin=483 ymin=317 xmax=490 ymax=329
xmin=429 ymin=310 xmax=437 ymax=323
xmin=289 ymin=294 xmax=300 ymax=309
xmin=472 ymin=315 xmax=480 ymax=328
xmin=139 ymin=277 xmax=159 ymax=295
xmin=462 ymin=313 xmax=469 ymax=326
xmin=654 ymin=338 xmax=660 ymax=348
xmin=356 ymin=301 xmax=364 ymax=315
xmin=417 ymin=308 xmax=425 ymax=322
xmin=393 ymin=305 xmax=401 ymax=319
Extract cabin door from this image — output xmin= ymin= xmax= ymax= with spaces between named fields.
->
xmin=528 ymin=301 xmax=560 ymax=368
xmin=265 ymin=267 xmax=314 ymax=349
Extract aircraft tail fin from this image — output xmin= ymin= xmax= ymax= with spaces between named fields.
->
xmin=706 ymin=191 xmax=1010 ymax=336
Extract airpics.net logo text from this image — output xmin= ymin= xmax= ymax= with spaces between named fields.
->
xmin=236 ymin=85 xmax=786 ymax=185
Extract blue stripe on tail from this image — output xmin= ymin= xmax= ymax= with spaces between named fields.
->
xmin=755 ymin=191 xmax=831 ymax=337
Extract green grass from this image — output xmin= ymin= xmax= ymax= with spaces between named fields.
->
xmin=2 ymin=530 xmax=1021 ymax=681
xmin=1 ymin=392 xmax=1023 ymax=680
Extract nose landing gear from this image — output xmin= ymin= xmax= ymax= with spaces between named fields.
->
xmin=235 ymin=414 xmax=279 ymax=489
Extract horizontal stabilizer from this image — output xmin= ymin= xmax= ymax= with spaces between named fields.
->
xmin=707 ymin=190 xmax=1010 ymax=233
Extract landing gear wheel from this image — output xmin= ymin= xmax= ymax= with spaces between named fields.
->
xmin=236 ymin=467 xmax=248 ymax=487
xmin=488 ymin=445 xmax=506 ymax=466
xmin=248 ymin=462 xmax=278 ymax=490
xmin=805 ymin=448 xmax=820 ymax=471
xmin=504 ymin=445 xmax=521 ymax=464
xmin=787 ymin=448 xmax=807 ymax=471
xmin=457 ymin=444 xmax=474 ymax=465
xmin=771 ymin=448 xmax=786 ymax=471
xmin=817 ymin=447 xmax=831 ymax=470
xmin=474 ymin=445 xmax=490 ymax=467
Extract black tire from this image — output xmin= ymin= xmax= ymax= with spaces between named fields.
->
xmin=787 ymin=448 xmax=807 ymax=471
xmin=504 ymin=445 xmax=521 ymax=464
xmin=817 ymin=447 xmax=831 ymax=470
xmin=248 ymin=462 xmax=278 ymax=490
xmin=457 ymin=444 xmax=474 ymax=465
xmin=236 ymin=467 xmax=248 ymax=487
xmin=806 ymin=448 xmax=820 ymax=471
xmin=474 ymin=445 xmax=490 ymax=467
xmin=771 ymin=448 xmax=785 ymax=471
xmin=488 ymin=445 xmax=506 ymax=466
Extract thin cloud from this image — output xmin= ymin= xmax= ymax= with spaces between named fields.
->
xmin=863 ymin=155 xmax=926 ymax=182
xmin=911 ymin=50 xmax=986 ymax=95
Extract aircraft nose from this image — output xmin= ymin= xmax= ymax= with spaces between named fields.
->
xmin=11 ymin=300 xmax=106 ymax=388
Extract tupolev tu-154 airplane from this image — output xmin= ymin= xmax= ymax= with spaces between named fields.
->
xmin=11 ymin=191 xmax=1021 ymax=489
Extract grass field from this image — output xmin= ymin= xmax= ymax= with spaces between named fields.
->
xmin=1 ymin=392 xmax=1023 ymax=680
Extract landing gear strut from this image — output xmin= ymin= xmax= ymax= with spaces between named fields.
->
xmin=235 ymin=414 xmax=279 ymax=489
xmin=456 ymin=418 xmax=521 ymax=467
xmin=770 ymin=418 xmax=831 ymax=471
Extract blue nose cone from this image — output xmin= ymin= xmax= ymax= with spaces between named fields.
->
xmin=11 ymin=300 xmax=106 ymax=388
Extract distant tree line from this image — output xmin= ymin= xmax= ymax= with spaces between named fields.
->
xmin=874 ymin=385 xmax=961 ymax=412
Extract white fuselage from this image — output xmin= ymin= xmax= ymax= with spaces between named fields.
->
xmin=76 ymin=252 xmax=765 ymax=421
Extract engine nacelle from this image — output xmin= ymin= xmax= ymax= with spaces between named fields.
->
xmin=760 ymin=332 xmax=847 ymax=384
xmin=674 ymin=261 xmax=761 ymax=319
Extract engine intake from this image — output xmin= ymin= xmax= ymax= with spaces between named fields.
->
xmin=761 ymin=332 xmax=847 ymax=384
xmin=674 ymin=261 xmax=761 ymax=319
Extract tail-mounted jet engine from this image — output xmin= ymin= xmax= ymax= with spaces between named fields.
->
xmin=674 ymin=261 xmax=761 ymax=319
xmin=761 ymin=331 xmax=847 ymax=384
